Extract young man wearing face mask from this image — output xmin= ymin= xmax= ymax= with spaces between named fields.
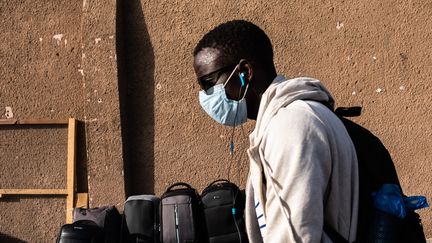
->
xmin=193 ymin=20 xmax=359 ymax=243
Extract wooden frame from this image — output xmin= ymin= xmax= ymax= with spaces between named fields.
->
xmin=0 ymin=118 xmax=85 ymax=223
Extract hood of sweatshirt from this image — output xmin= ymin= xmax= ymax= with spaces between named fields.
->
xmin=250 ymin=75 xmax=335 ymax=144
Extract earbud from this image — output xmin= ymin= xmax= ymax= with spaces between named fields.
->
xmin=239 ymin=72 xmax=246 ymax=87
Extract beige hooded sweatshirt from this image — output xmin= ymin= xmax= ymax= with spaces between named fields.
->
xmin=245 ymin=76 xmax=359 ymax=243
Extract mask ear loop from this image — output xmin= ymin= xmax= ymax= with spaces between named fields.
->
xmin=223 ymin=64 xmax=240 ymax=88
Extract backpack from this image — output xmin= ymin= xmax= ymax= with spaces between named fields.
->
xmin=56 ymin=220 xmax=104 ymax=243
xmin=160 ymin=182 xmax=206 ymax=243
xmin=324 ymin=107 xmax=427 ymax=243
xmin=73 ymin=206 xmax=122 ymax=243
xmin=123 ymin=195 xmax=161 ymax=243
xmin=201 ymin=179 xmax=248 ymax=243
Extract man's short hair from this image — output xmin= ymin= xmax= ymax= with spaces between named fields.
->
xmin=194 ymin=20 xmax=275 ymax=72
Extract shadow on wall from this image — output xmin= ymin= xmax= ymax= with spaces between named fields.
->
xmin=116 ymin=0 xmax=155 ymax=196
xmin=76 ymin=121 xmax=89 ymax=193
xmin=0 ymin=233 xmax=26 ymax=243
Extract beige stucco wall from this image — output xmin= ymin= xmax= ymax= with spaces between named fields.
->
xmin=0 ymin=0 xmax=430 ymax=241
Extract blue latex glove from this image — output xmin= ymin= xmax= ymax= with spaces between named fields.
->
xmin=372 ymin=184 xmax=430 ymax=218
xmin=372 ymin=184 xmax=406 ymax=218
xmin=404 ymin=196 xmax=429 ymax=211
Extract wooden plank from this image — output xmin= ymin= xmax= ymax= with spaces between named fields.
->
xmin=75 ymin=193 xmax=89 ymax=208
xmin=66 ymin=118 xmax=77 ymax=223
xmin=0 ymin=118 xmax=68 ymax=125
xmin=18 ymin=119 xmax=69 ymax=125
xmin=0 ymin=189 xmax=68 ymax=197
xmin=0 ymin=119 xmax=17 ymax=125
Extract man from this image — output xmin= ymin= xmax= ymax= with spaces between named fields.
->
xmin=193 ymin=20 xmax=359 ymax=243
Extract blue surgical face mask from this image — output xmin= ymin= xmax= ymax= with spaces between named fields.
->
xmin=198 ymin=65 xmax=249 ymax=127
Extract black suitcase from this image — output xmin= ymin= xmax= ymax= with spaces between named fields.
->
xmin=201 ymin=179 xmax=247 ymax=243
xmin=160 ymin=182 xmax=206 ymax=243
xmin=123 ymin=195 xmax=161 ymax=243
xmin=57 ymin=220 xmax=104 ymax=243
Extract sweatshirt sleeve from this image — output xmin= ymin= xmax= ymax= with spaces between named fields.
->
xmin=261 ymin=104 xmax=332 ymax=243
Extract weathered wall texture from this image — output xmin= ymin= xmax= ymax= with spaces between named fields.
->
xmin=0 ymin=0 xmax=431 ymax=241
xmin=0 ymin=0 xmax=124 ymax=242
xmin=79 ymin=0 xmax=125 ymax=208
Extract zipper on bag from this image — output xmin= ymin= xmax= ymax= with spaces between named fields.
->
xmin=175 ymin=204 xmax=180 ymax=243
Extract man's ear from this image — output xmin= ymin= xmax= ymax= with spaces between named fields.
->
xmin=239 ymin=59 xmax=253 ymax=83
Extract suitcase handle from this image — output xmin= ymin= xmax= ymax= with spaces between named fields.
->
xmin=207 ymin=179 xmax=231 ymax=187
xmin=166 ymin=182 xmax=193 ymax=192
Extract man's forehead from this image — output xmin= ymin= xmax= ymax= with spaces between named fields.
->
xmin=195 ymin=47 xmax=221 ymax=65
xmin=194 ymin=47 xmax=225 ymax=77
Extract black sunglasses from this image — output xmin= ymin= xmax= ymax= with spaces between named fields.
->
xmin=197 ymin=65 xmax=236 ymax=91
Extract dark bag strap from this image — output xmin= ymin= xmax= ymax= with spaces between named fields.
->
xmin=207 ymin=179 xmax=231 ymax=187
xmin=203 ymin=179 xmax=241 ymax=197
xmin=166 ymin=182 xmax=193 ymax=192
xmin=334 ymin=106 xmax=362 ymax=117
xmin=324 ymin=223 xmax=349 ymax=243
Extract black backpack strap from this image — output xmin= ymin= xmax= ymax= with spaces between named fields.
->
xmin=324 ymin=223 xmax=349 ymax=243
xmin=334 ymin=106 xmax=362 ymax=117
